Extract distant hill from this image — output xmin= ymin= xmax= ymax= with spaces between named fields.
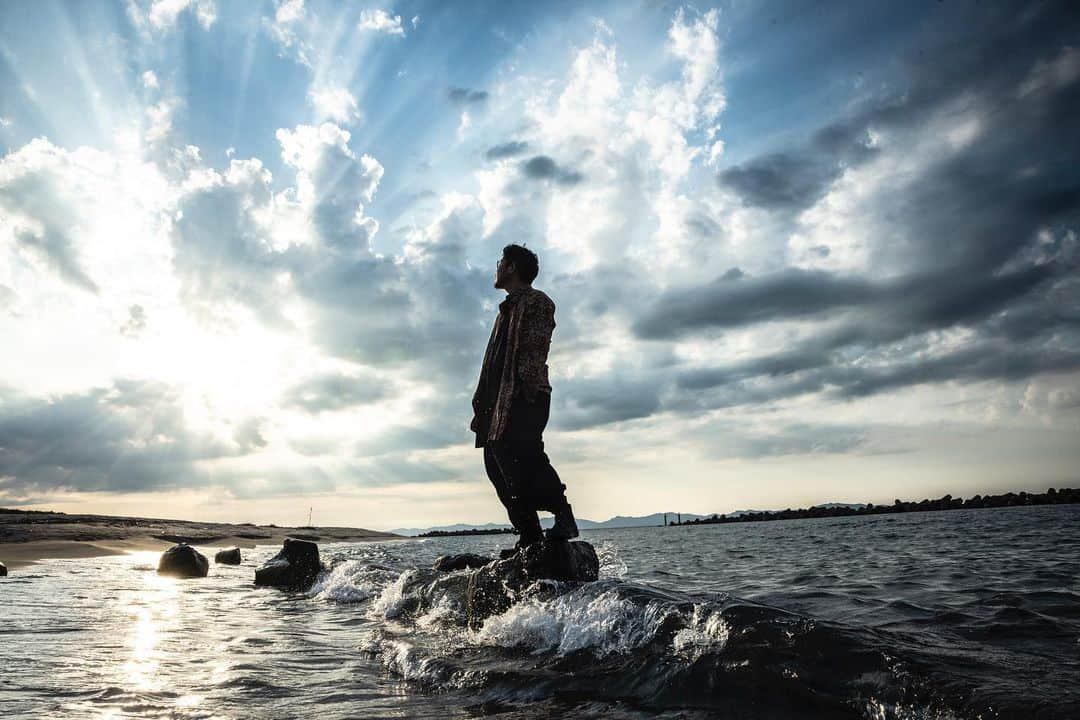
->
xmin=392 ymin=511 xmax=705 ymax=537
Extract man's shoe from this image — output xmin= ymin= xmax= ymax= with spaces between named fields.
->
xmin=546 ymin=504 xmax=579 ymax=541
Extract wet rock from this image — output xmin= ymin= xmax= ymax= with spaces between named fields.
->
xmin=254 ymin=538 xmax=323 ymax=590
xmin=466 ymin=540 xmax=599 ymax=626
xmin=157 ymin=543 xmax=209 ymax=578
xmin=433 ymin=553 xmax=492 ymax=572
xmin=215 ymin=547 xmax=242 ymax=565
xmin=0 ymin=561 xmax=7 ymax=576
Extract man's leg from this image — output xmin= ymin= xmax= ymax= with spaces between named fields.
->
xmin=484 ymin=444 xmax=543 ymax=545
xmin=505 ymin=392 xmax=578 ymax=539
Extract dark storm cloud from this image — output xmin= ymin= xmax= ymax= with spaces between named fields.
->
xmin=485 ymin=140 xmax=530 ymax=160
xmin=281 ymin=371 xmax=389 ymax=413
xmin=637 ymin=0 xmax=1080 ymax=414
xmin=638 ymin=263 xmax=1060 ymax=341
xmin=0 ymin=380 xmax=242 ymax=497
xmin=718 ymin=121 xmax=878 ymax=212
xmin=554 ymin=377 xmax=662 ymax=431
xmin=446 ymin=86 xmax=489 ymax=105
xmin=521 ymin=155 xmax=584 ymax=186
xmin=634 ymin=268 xmax=876 ymax=338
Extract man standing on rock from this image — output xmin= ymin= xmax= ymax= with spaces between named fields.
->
xmin=471 ymin=244 xmax=579 ymax=553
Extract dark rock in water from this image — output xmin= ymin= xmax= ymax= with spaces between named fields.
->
xmin=0 ymin=561 xmax=7 ymax=577
xmin=157 ymin=543 xmax=209 ymax=578
xmin=433 ymin=553 xmax=492 ymax=572
xmin=254 ymin=538 xmax=323 ymax=590
xmin=466 ymin=540 xmax=599 ymax=626
xmin=215 ymin=547 xmax=242 ymax=565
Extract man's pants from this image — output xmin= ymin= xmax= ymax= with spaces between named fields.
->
xmin=483 ymin=391 xmax=569 ymax=545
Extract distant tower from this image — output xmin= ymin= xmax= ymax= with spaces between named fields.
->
xmin=677 ymin=513 xmax=681 ymax=524
xmin=664 ymin=513 xmax=668 ymax=526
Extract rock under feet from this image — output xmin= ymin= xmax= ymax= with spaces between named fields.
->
xmin=462 ymin=540 xmax=599 ymax=626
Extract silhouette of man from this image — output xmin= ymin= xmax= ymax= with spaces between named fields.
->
xmin=471 ymin=244 xmax=578 ymax=553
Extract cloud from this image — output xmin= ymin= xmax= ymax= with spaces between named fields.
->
xmin=130 ymin=0 xmax=217 ymax=31
xmin=308 ymin=85 xmax=361 ymax=124
xmin=0 ymin=138 xmax=105 ymax=294
xmin=717 ymin=125 xmax=878 ymax=212
xmin=281 ymin=371 xmax=389 ymax=413
xmin=0 ymin=379 xmax=239 ymax=496
xmin=521 ymin=155 xmax=584 ymax=186
xmin=447 ymin=86 xmax=489 ymax=106
xmin=358 ymin=9 xmax=404 ymax=37
xmin=485 ymin=140 xmax=530 ymax=160
xmin=556 ymin=377 xmax=662 ymax=431
xmin=120 ymin=304 xmax=147 ymax=338
xmin=265 ymin=0 xmax=311 ymax=65
xmin=277 ymin=122 xmax=384 ymax=252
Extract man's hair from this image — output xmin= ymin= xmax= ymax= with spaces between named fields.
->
xmin=502 ymin=244 xmax=539 ymax=284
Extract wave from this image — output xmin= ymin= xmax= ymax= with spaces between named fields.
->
xmin=306 ymin=549 xmax=1012 ymax=719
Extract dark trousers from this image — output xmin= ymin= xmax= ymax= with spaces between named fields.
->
xmin=483 ymin=391 xmax=568 ymax=544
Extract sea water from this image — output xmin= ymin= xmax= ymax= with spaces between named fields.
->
xmin=1 ymin=504 xmax=1078 ymax=719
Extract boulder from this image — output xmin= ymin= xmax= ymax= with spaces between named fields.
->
xmin=157 ymin=543 xmax=209 ymax=578
xmin=466 ymin=540 xmax=599 ymax=626
xmin=433 ymin=553 xmax=492 ymax=572
xmin=215 ymin=547 xmax=242 ymax=565
xmin=0 ymin=561 xmax=7 ymax=577
xmin=254 ymin=538 xmax=323 ymax=590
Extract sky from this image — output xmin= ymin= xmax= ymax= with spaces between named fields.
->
xmin=0 ymin=0 xmax=1077 ymax=531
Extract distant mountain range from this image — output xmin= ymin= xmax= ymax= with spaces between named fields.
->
xmin=391 ymin=505 xmax=868 ymax=537
xmin=392 ymin=512 xmax=706 ymax=536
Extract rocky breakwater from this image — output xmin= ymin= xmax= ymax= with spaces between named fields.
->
xmin=157 ymin=543 xmax=209 ymax=578
xmin=255 ymin=538 xmax=324 ymax=591
xmin=435 ymin=540 xmax=599 ymax=627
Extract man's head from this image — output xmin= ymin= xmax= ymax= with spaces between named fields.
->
xmin=495 ymin=244 xmax=539 ymax=291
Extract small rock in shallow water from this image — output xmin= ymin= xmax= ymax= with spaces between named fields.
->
xmin=433 ymin=553 xmax=492 ymax=572
xmin=157 ymin=543 xmax=209 ymax=578
xmin=0 ymin=561 xmax=7 ymax=576
xmin=215 ymin=547 xmax=242 ymax=565
xmin=254 ymin=538 xmax=323 ymax=590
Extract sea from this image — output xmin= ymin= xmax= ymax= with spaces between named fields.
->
xmin=1 ymin=504 xmax=1078 ymax=719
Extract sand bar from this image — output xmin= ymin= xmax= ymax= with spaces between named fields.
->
xmin=0 ymin=509 xmax=398 ymax=570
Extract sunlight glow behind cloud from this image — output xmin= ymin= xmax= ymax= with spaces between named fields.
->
xmin=0 ymin=0 xmax=1077 ymax=529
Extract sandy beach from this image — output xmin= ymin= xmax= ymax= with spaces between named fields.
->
xmin=0 ymin=508 xmax=398 ymax=569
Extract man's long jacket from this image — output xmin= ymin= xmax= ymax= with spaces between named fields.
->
xmin=471 ymin=286 xmax=556 ymax=447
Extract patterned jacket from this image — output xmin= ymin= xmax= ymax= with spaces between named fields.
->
xmin=471 ymin=286 xmax=556 ymax=447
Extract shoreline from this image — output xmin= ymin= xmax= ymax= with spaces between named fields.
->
xmin=0 ymin=508 xmax=398 ymax=570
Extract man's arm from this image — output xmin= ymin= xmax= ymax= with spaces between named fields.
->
xmin=516 ymin=295 xmax=555 ymax=402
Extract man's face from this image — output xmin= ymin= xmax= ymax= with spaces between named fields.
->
xmin=494 ymin=255 xmax=515 ymax=289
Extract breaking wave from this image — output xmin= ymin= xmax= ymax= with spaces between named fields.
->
xmin=311 ymin=545 xmax=1009 ymax=719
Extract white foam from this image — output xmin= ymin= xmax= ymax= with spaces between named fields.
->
xmin=475 ymin=587 xmax=675 ymax=657
xmin=307 ymin=560 xmax=397 ymax=603
xmin=595 ymin=541 xmax=629 ymax=579
xmin=369 ymin=569 xmax=414 ymax=618
xmin=671 ymin=604 xmax=729 ymax=659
